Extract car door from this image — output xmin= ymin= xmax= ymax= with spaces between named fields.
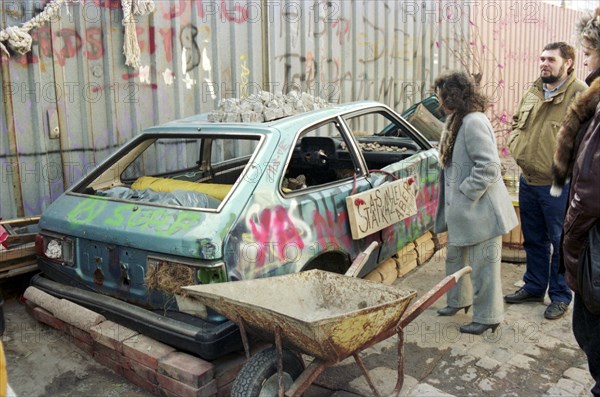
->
xmin=340 ymin=106 xmax=441 ymax=263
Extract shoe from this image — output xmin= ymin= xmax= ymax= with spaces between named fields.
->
xmin=437 ymin=306 xmax=471 ymax=316
xmin=459 ymin=322 xmax=500 ymax=335
xmin=504 ymin=288 xmax=544 ymax=304
xmin=544 ymin=301 xmax=569 ymax=320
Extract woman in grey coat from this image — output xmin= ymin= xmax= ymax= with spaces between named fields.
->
xmin=433 ymin=72 xmax=518 ymax=335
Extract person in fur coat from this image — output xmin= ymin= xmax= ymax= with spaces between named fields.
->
xmin=552 ymin=8 xmax=600 ymax=396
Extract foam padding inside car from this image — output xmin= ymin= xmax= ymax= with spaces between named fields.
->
xmin=131 ymin=176 xmax=232 ymax=201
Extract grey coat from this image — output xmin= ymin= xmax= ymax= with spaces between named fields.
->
xmin=434 ymin=112 xmax=518 ymax=246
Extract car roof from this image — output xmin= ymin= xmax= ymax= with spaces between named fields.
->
xmin=141 ymin=100 xmax=387 ymax=135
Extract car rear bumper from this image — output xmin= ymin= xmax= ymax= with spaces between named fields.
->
xmin=30 ymin=273 xmax=243 ymax=361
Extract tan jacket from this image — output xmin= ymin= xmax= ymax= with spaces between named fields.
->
xmin=509 ymin=73 xmax=587 ymax=185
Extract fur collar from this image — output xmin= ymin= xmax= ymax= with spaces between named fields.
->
xmin=439 ymin=113 xmax=460 ymax=167
xmin=551 ymin=75 xmax=600 ymax=196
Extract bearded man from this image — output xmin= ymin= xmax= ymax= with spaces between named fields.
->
xmin=504 ymin=42 xmax=587 ymax=319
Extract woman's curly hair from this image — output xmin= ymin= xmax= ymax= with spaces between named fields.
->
xmin=433 ymin=71 xmax=488 ymax=166
xmin=577 ymin=7 xmax=600 ymax=54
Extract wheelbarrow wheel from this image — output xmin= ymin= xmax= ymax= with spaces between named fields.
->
xmin=231 ymin=347 xmax=305 ymax=397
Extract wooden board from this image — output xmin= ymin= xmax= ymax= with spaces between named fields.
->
xmin=0 ymin=242 xmax=36 ymax=262
xmin=346 ymin=177 xmax=418 ymax=239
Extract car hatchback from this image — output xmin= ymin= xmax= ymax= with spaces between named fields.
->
xmin=34 ymin=99 xmax=440 ymax=359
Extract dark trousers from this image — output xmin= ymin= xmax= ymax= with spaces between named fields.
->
xmin=573 ymin=294 xmax=600 ymax=396
xmin=519 ymin=176 xmax=572 ymax=303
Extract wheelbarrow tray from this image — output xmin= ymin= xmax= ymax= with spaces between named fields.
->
xmin=183 ymin=270 xmax=416 ymax=363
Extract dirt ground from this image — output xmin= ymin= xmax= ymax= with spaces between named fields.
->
xmin=0 ymin=274 xmax=148 ymax=397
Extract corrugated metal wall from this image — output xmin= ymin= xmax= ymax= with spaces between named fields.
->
xmin=0 ymin=0 xmax=587 ymax=220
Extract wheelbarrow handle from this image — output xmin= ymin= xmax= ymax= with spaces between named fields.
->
xmin=398 ymin=266 xmax=472 ymax=329
xmin=344 ymin=241 xmax=380 ymax=278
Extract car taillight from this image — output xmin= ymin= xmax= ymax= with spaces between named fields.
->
xmin=146 ymin=256 xmax=227 ymax=284
xmin=146 ymin=256 xmax=227 ymax=320
xmin=36 ymin=234 xmax=74 ymax=265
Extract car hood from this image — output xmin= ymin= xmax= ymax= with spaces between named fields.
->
xmin=39 ymin=194 xmax=237 ymax=260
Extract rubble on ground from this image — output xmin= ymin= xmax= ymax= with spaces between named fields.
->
xmin=208 ymin=91 xmax=331 ymax=123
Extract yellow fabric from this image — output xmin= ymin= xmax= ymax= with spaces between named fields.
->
xmin=131 ymin=176 xmax=232 ymax=201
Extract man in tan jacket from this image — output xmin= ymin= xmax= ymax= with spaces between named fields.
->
xmin=505 ymin=42 xmax=587 ymax=320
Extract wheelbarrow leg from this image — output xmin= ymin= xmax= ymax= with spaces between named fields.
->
xmin=284 ymin=359 xmax=329 ymax=397
xmin=353 ymin=353 xmax=382 ymax=397
xmin=235 ymin=315 xmax=251 ymax=359
xmin=275 ymin=327 xmax=284 ymax=397
xmin=392 ymin=328 xmax=405 ymax=396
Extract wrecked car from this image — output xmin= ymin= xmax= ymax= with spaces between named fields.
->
xmin=33 ymin=98 xmax=441 ymax=360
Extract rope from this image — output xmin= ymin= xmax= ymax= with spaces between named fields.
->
xmin=0 ymin=0 xmax=66 ymax=56
xmin=122 ymin=0 xmax=155 ymax=69
xmin=0 ymin=0 xmax=155 ymax=70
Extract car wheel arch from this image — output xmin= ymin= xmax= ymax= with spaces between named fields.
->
xmin=300 ymin=251 xmax=351 ymax=274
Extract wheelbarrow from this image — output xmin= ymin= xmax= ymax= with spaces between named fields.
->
xmin=183 ymin=260 xmax=471 ymax=396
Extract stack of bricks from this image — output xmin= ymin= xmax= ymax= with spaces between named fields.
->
xmin=23 ymin=286 xmax=244 ymax=397
xmin=364 ymin=229 xmax=444 ymax=283
xmin=414 ymin=232 xmax=436 ymax=265
xmin=363 ymin=258 xmax=397 ymax=285
xmin=395 ymin=242 xmax=418 ymax=278
xmin=432 ymin=232 xmax=448 ymax=251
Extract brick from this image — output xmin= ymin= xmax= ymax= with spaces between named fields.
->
xmin=543 ymin=386 xmax=573 ymax=396
xmin=93 ymin=350 xmax=124 ymax=376
xmin=506 ymin=353 xmax=535 ymax=370
xmin=30 ymin=306 xmax=66 ymax=331
xmin=563 ymin=367 xmax=594 ymax=385
xmin=69 ymin=334 xmax=94 ymax=357
xmin=216 ymin=382 xmax=233 ymax=397
xmin=90 ymin=321 xmax=139 ymax=352
xmin=414 ymin=231 xmax=433 ymax=246
xmin=93 ymin=342 xmax=123 ymax=363
xmin=475 ymin=356 xmax=501 ymax=371
xmin=416 ymin=239 xmax=435 ymax=265
xmin=65 ymin=323 xmax=94 ymax=344
xmin=555 ymin=378 xmax=586 ymax=395
xmin=159 ymin=352 xmax=214 ymax=387
xmin=123 ymin=368 xmax=158 ymax=394
xmin=364 ymin=269 xmax=383 ymax=283
xmin=157 ymin=373 xmax=217 ymax=397
xmin=212 ymin=352 xmax=246 ymax=390
xmin=157 ymin=387 xmax=180 ymax=397
xmin=396 ymin=259 xmax=417 ymax=277
xmin=433 ymin=232 xmax=448 ymax=250
xmin=377 ymin=258 xmax=397 ymax=285
xmin=129 ymin=359 xmax=158 ymax=384
xmin=122 ymin=334 xmax=176 ymax=370
xmin=396 ymin=247 xmax=418 ymax=264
